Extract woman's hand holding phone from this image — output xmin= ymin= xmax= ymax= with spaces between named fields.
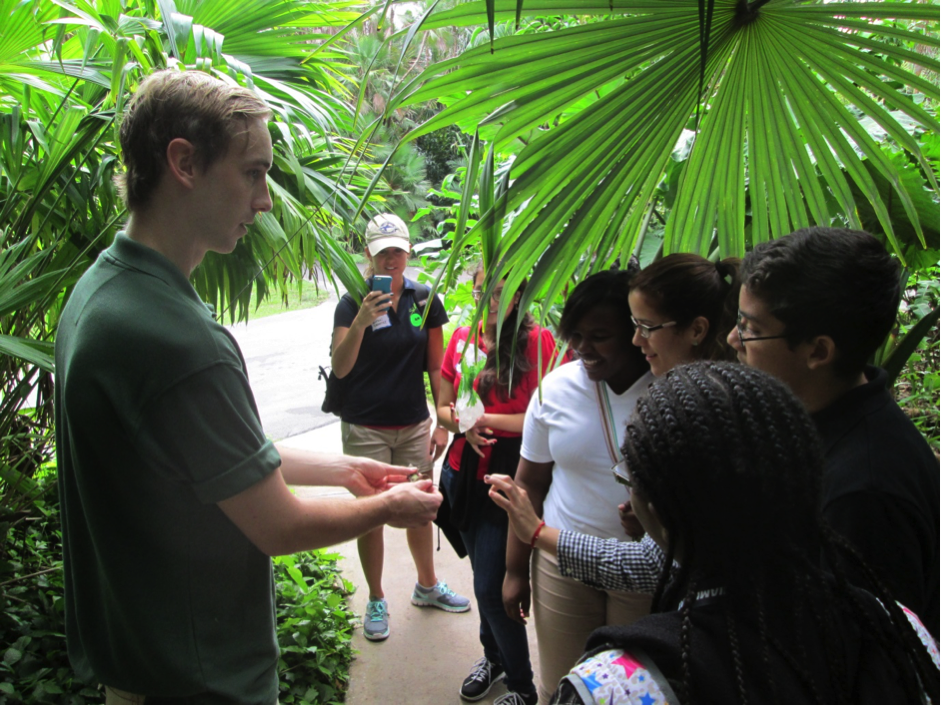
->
xmin=353 ymin=290 xmax=393 ymax=329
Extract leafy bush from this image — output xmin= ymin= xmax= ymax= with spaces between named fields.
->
xmin=274 ymin=552 xmax=357 ymax=705
xmin=895 ymin=263 xmax=941 ymax=452
xmin=0 ymin=477 xmax=97 ymax=704
xmin=0 ymin=477 xmax=357 ymax=705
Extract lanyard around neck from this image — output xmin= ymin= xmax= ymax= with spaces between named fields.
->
xmin=594 ymin=381 xmax=622 ymax=467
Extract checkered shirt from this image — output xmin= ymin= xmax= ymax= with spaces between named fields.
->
xmin=556 ymin=531 xmax=666 ymax=594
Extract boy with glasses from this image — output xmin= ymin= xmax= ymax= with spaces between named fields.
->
xmin=729 ymin=226 xmax=938 ymax=636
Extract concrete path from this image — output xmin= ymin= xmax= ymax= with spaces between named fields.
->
xmin=281 ymin=425 xmax=540 ymax=705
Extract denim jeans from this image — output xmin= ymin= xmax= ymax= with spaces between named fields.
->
xmin=441 ymin=461 xmax=535 ymax=694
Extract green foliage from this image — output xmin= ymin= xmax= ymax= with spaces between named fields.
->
xmin=389 ymin=0 xmax=939 ymax=311
xmin=249 ymin=280 xmax=330 ymax=320
xmin=274 ymin=552 xmax=356 ymax=705
xmin=893 ymin=263 xmax=940 ymax=451
xmin=0 ymin=477 xmax=98 ymax=705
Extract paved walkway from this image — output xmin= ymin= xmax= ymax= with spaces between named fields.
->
xmin=281 ymin=423 xmax=541 ymax=705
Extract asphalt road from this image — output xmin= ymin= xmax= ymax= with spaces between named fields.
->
xmin=226 ymin=266 xmax=423 ymax=441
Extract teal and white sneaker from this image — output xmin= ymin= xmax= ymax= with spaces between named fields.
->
xmin=363 ymin=598 xmax=390 ymax=641
xmin=410 ymin=579 xmax=471 ymax=613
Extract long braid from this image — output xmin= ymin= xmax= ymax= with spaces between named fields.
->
xmin=678 ymin=577 xmax=698 ymax=703
xmin=725 ymin=608 xmax=749 ymax=704
xmin=768 ymin=635 xmax=823 ymax=704
xmin=786 ymin=574 xmax=820 ymax=702
xmin=810 ymin=566 xmax=851 ymax=703
xmin=754 ymin=588 xmax=778 ymax=704
xmin=823 ymin=527 xmax=939 ymax=703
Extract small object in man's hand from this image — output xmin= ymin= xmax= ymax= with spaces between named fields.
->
xmin=407 ymin=471 xmax=422 ymax=483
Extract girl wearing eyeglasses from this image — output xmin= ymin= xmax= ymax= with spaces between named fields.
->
xmin=627 ymin=254 xmax=741 ymax=377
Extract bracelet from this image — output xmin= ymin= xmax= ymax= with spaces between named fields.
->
xmin=530 ymin=520 xmax=547 ymax=549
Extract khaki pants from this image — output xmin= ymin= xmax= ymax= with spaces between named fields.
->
xmin=340 ymin=418 xmax=434 ymax=475
xmin=532 ymin=548 xmax=652 ymax=702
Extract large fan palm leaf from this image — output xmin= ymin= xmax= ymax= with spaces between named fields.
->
xmin=388 ymin=0 xmax=939 ymax=308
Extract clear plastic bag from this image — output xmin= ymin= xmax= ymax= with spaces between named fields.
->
xmin=455 ymin=395 xmax=485 ymax=433
xmin=455 ymin=341 xmax=488 ymax=433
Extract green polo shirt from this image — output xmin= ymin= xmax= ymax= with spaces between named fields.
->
xmin=55 ymin=234 xmax=282 ymax=703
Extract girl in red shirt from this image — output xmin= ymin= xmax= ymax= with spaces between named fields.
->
xmin=437 ymin=265 xmax=558 ymax=705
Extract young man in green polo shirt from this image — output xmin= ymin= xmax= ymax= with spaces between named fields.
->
xmin=54 ymin=70 xmax=442 ymax=703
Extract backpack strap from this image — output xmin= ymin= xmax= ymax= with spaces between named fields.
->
xmin=552 ymin=642 xmax=680 ymax=706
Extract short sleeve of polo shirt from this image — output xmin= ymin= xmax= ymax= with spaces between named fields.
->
xmin=422 ymin=291 xmax=449 ymax=328
xmin=133 ymin=362 xmax=281 ymax=504
xmin=334 ymin=294 xmax=358 ymax=328
xmin=521 ymin=379 xmax=554 ymax=463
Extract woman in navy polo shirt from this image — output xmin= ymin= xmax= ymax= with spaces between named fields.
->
xmin=332 ymin=213 xmax=469 ymax=642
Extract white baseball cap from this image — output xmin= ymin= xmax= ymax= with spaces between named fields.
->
xmin=365 ymin=213 xmax=411 ymax=256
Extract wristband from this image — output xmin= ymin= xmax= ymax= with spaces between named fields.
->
xmin=530 ymin=520 xmax=547 ymax=549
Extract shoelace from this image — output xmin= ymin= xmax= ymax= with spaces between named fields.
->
xmin=467 ymin=657 xmax=491 ymax=682
xmin=494 ymin=692 xmax=528 ymax=705
xmin=436 ymin=581 xmax=454 ymax=596
xmin=366 ymin=601 xmax=387 ymax=621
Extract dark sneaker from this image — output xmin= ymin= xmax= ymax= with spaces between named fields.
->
xmin=493 ymin=690 xmax=538 ymax=705
xmin=410 ymin=579 xmax=471 ymax=613
xmin=363 ymin=598 xmax=389 ymax=641
xmin=460 ymin=656 xmax=505 ymax=701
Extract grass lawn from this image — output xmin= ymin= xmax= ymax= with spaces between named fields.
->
xmin=248 ymin=280 xmax=331 ymax=320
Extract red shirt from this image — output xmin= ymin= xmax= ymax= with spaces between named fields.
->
xmin=441 ymin=325 xmax=558 ymax=479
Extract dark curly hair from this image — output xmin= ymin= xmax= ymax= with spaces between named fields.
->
xmin=740 ymin=228 xmax=900 ymax=379
xmin=622 ymin=362 xmax=938 ymax=704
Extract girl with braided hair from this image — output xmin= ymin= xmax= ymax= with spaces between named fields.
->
xmin=488 ymin=362 xmax=939 ymax=704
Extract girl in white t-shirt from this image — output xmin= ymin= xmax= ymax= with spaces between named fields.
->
xmin=505 ymin=270 xmax=655 ymax=702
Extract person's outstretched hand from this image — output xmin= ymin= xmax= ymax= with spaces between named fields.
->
xmin=344 ymin=457 xmax=410 ymax=497
xmin=485 ymin=473 xmax=542 ymax=544
xmin=384 ymin=480 xmax=442 ymax=528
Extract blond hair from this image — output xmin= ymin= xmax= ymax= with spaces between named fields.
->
xmin=116 ymin=70 xmax=271 ymax=212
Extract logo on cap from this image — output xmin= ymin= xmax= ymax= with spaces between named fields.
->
xmin=379 ymin=222 xmax=399 ymax=234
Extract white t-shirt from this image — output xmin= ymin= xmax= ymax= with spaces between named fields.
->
xmin=522 ymin=360 xmax=656 ymax=539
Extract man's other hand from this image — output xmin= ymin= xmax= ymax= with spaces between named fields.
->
xmin=384 ymin=480 xmax=442 ymax=528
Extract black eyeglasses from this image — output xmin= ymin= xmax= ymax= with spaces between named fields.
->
xmin=735 ymin=311 xmax=789 ymax=346
xmin=472 ymin=288 xmax=504 ymax=302
xmin=630 ymin=316 xmax=677 ymax=339
xmin=612 ymin=461 xmax=633 ymax=488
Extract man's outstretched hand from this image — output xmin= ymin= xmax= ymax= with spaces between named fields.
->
xmin=345 ymin=457 xmax=412 ymax=497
